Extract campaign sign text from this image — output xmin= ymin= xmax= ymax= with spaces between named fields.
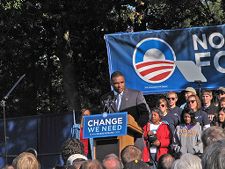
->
xmin=104 ymin=24 xmax=225 ymax=94
xmin=83 ymin=112 xmax=127 ymax=139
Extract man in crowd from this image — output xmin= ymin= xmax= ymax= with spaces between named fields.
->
xmin=217 ymin=87 xmax=225 ymax=101
xmin=201 ymin=126 xmax=225 ymax=150
xmin=201 ymin=89 xmax=218 ymax=123
xmin=158 ymin=154 xmax=175 ymax=169
xmin=120 ymin=145 xmax=142 ymax=166
xmin=202 ymin=140 xmax=225 ymax=169
xmin=102 ymin=153 xmax=123 ymax=169
xmin=167 ymin=91 xmax=182 ymax=123
xmin=120 ymin=145 xmax=149 ymax=169
xmin=101 ymin=71 xmax=150 ymax=128
xmin=180 ymin=87 xmax=197 ymax=109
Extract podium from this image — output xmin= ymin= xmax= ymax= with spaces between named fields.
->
xmin=93 ymin=114 xmax=143 ymax=161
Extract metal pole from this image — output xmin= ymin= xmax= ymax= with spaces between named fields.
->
xmin=1 ymin=100 xmax=7 ymax=164
xmin=1 ymin=74 xmax=26 ymax=165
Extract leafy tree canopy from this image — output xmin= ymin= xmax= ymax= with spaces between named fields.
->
xmin=0 ymin=0 xmax=224 ymax=117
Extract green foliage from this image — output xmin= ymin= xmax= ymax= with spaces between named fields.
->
xmin=0 ymin=0 xmax=225 ymax=117
xmin=0 ymin=0 xmax=24 ymax=10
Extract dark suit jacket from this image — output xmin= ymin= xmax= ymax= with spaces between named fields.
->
xmin=101 ymin=88 xmax=150 ymax=128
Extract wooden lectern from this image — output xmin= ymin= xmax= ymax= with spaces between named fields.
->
xmin=93 ymin=114 xmax=143 ymax=161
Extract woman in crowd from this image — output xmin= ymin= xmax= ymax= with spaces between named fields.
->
xmin=157 ymin=97 xmax=179 ymax=135
xmin=219 ymin=97 xmax=225 ymax=109
xmin=215 ymin=108 xmax=225 ymax=129
xmin=142 ymin=108 xmax=171 ymax=167
xmin=80 ymin=108 xmax=93 ymax=159
xmin=173 ymin=108 xmax=203 ymax=156
xmin=187 ymin=95 xmax=210 ymax=130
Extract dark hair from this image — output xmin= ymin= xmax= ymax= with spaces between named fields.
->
xmin=219 ymin=107 xmax=225 ymax=114
xmin=181 ymin=108 xmax=196 ymax=125
xmin=110 ymin=71 xmax=124 ymax=80
xmin=61 ymin=138 xmax=84 ymax=164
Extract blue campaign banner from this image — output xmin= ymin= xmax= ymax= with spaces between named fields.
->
xmin=104 ymin=25 xmax=225 ymax=94
xmin=83 ymin=112 xmax=127 ymax=139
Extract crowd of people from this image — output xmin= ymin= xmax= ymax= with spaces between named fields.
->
xmin=5 ymin=126 xmax=225 ymax=169
xmin=3 ymin=70 xmax=225 ymax=169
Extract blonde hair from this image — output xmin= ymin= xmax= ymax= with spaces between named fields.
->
xmin=13 ymin=152 xmax=39 ymax=169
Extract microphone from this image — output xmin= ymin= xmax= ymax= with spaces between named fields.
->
xmin=103 ymin=95 xmax=115 ymax=113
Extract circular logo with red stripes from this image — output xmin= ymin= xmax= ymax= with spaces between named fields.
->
xmin=133 ymin=38 xmax=176 ymax=83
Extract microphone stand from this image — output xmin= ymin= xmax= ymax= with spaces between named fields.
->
xmin=103 ymin=96 xmax=116 ymax=114
xmin=1 ymin=74 xmax=25 ymax=164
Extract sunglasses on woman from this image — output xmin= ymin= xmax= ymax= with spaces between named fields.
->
xmin=218 ymin=91 xmax=225 ymax=95
xmin=187 ymin=100 xmax=196 ymax=104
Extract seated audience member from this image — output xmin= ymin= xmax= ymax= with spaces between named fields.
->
xmin=187 ymin=94 xmax=210 ymax=130
xmin=167 ymin=92 xmax=182 ymax=123
xmin=72 ymin=158 xmax=87 ymax=169
xmin=66 ymin=154 xmax=88 ymax=166
xmin=171 ymin=153 xmax=201 ymax=169
xmin=202 ymin=140 xmax=225 ymax=169
xmin=215 ymin=108 xmax=225 ymax=129
xmin=80 ymin=108 xmax=93 ymax=159
xmin=219 ymin=97 xmax=225 ymax=108
xmin=157 ymin=97 xmax=178 ymax=135
xmin=157 ymin=154 xmax=175 ymax=169
xmin=180 ymin=87 xmax=197 ymax=109
xmin=12 ymin=152 xmax=39 ymax=169
xmin=120 ymin=145 xmax=142 ymax=166
xmin=142 ymin=108 xmax=171 ymax=166
xmin=201 ymin=90 xmax=218 ymax=123
xmin=26 ymin=147 xmax=38 ymax=158
xmin=173 ymin=108 xmax=203 ymax=156
xmin=2 ymin=165 xmax=14 ymax=169
xmin=201 ymin=126 xmax=225 ymax=149
xmin=61 ymin=138 xmax=85 ymax=165
xmin=80 ymin=160 xmax=103 ymax=169
xmin=123 ymin=160 xmax=150 ymax=169
xmin=102 ymin=153 xmax=123 ymax=169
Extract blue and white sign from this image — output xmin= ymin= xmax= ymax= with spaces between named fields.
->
xmin=83 ymin=112 xmax=127 ymax=139
xmin=104 ymin=24 xmax=225 ymax=94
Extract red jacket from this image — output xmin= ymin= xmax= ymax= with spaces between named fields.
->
xmin=142 ymin=121 xmax=171 ymax=162
xmin=80 ymin=127 xmax=89 ymax=156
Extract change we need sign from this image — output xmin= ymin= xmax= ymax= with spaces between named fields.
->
xmin=83 ymin=112 xmax=127 ymax=138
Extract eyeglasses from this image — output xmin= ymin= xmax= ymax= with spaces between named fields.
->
xmin=187 ymin=100 xmax=196 ymax=104
xmin=167 ymin=97 xmax=176 ymax=101
xmin=218 ymin=91 xmax=225 ymax=95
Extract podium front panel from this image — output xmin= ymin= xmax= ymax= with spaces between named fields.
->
xmin=94 ymin=137 xmax=119 ymax=162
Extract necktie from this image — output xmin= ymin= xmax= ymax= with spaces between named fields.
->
xmin=116 ymin=94 xmax=121 ymax=111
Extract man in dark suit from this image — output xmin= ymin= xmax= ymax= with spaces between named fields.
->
xmin=101 ymin=71 xmax=150 ymax=128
